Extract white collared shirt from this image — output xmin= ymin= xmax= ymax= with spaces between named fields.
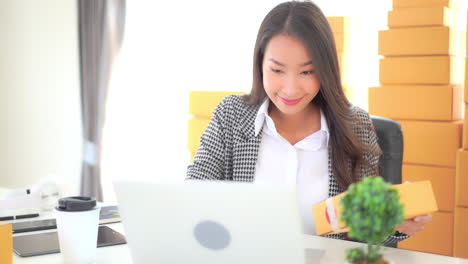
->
xmin=254 ymin=99 xmax=330 ymax=235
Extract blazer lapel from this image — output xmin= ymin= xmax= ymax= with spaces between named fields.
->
xmin=327 ymin=145 xmax=351 ymax=197
xmin=232 ymin=103 xmax=262 ymax=182
xmin=327 ymin=146 xmax=340 ymax=197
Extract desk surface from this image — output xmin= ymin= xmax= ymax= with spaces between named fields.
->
xmin=12 ymin=222 xmax=468 ymax=264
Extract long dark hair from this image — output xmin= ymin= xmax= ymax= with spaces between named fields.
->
xmin=244 ymin=1 xmax=369 ymax=190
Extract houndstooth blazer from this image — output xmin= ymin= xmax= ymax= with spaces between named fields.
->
xmin=187 ymin=95 xmax=408 ymax=245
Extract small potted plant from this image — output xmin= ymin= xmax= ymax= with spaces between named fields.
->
xmin=340 ymin=176 xmax=404 ymax=264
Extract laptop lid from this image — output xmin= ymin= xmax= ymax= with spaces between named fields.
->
xmin=113 ymin=179 xmax=305 ymax=264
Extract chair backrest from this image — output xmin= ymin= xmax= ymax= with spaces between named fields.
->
xmin=370 ymin=115 xmax=404 ymax=185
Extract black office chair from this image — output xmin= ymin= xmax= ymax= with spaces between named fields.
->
xmin=371 ymin=115 xmax=403 ymax=185
xmin=371 ymin=115 xmax=404 ymax=248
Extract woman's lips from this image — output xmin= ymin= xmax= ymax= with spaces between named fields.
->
xmin=279 ymin=96 xmax=303 ymax=105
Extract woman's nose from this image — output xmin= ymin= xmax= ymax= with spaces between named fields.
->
xmin=282 ymin=74 xmax=300 ymax=96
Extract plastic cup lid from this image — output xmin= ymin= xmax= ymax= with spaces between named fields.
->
xmin=56 ymin=196 xmax=97 ymax=212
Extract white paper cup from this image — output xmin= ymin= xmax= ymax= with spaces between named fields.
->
xmin=55 ymin=198 xmax=100 ymax=264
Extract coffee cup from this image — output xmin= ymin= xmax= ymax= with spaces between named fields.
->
xmin=55 ymin=196 xmax=100 ymax=264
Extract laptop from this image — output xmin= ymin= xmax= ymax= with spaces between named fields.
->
xmin=113 ymin=179 xmax=305 ymax=264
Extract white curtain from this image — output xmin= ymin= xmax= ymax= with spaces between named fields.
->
xmin=79 ymin=0 xmax=126 ymax=201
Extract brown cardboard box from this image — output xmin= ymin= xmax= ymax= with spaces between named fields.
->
xmin=456 ymin=149 xmax=468 ymax=206
xmin=327 ymin=16 xmax=349 ymax=33
xmin=403 ymin=164 xmax=455 ymax=212
xmin=313 ymin=181 xmax=438 ymax=236
xmin=399 ymin=211 xmax=453 ymax=256
xmin=0 ymin=223 xmax=12 ymax=264
xmin=379 ymin=27 xmax=455 ymax=56
xmin=187 ymin=117 xmax=209 ymax=153
xmin=388 ymin=7 xmax=452 ymax=28
xmin=368 ymin=85 xmax=462 ymax=121
xmin=464 ymin=106 xmax=468 ymax=149
xmin=398 ymin=120 xmax=463 ymax=167
xmin=379 ymin=56 xmax=458 ymax=85
xmin=393 ymin=0 xmax=453 ymax=9
xmin=453 ymin=207 xmax=468 ymax=258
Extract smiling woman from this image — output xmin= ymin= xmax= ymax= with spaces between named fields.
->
xmin=184 ymin=0 xmax=424 ymax=246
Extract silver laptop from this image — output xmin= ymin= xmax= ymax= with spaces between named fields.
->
xmin=113 ymin=179 xmax=305 ymax=264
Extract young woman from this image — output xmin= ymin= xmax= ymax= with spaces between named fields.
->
xmin=187 ymin=1 xmax=431 ymax=244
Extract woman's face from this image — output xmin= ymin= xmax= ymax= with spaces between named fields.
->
xmin=262 ymin=34 xmax=320 ymax=117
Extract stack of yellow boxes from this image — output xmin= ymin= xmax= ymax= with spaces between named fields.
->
xmin=369 ymin=0 xmax=465 ymax=256
xmin=327 ymin=17 xmax=352 ymax=100
xmin=454 ymin=13 xmax=468 ymax=259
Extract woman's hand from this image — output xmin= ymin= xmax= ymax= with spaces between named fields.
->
xmin=396 ymin=214 xmax=433 ymax=236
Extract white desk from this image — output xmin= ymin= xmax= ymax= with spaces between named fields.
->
xmin=303 ymin=235 xmax=468 ymax=264
xmin=0 ymin=187 xmax=10 ymax=197
xmin=12 ymin=222 xmax=468 ymax=264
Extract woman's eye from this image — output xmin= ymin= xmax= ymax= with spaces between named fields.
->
xmin=271 ymin=68 xmax=282 ymax=73
xmin=302 ymin=70 xmax=315 ymax=75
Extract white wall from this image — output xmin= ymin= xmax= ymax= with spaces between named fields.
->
xmin=0 ymin=0 xmax=82 ymax=195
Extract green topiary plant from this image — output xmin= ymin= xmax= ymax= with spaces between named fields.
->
xmin=341 ymin=176 xmax=404 ymax=264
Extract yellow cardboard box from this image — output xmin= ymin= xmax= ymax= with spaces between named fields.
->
xmin=399 ymin=120 xmax=463 ymax=167
xmin=388 ymin=7 xmax=452 ymax=28
xmin=379 ymin=26 xmax=455 ymax=56
xmin=189 ymin=91 xmax=243 ymax=118
xmin=0 ymin=223 xmax=12 ymax=264
xmin=368 ymin=85 xmax=462 ymax=121
xmin=456 ymin=149 xmax=468 ymax=206
xmin=312 ymin=181 xmax=438 ymax=236
xmin=393 ymin=0 xmax=453 ymax=9
xmin=399 ymin=211 xmax=453 ymax=256
xmin=403 ymin=164 xmax=455 ymax=212
xmin=379 ymin=56 xmax=458 ymax=85
xmin=454 ymin=207 xmax=468 ymax=258
xmin=327 ymin=16 xmax=349 ymax=34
